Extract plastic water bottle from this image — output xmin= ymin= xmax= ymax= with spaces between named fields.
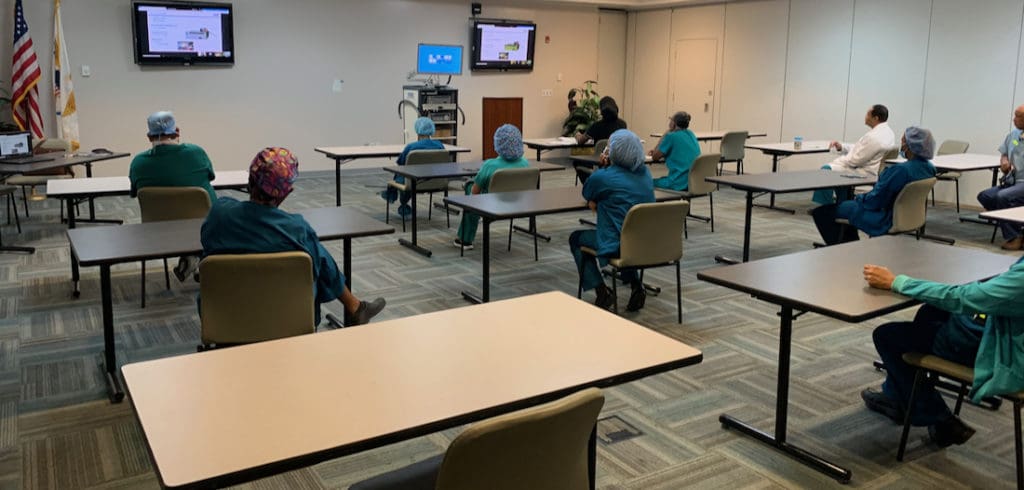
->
xmin=794 ymin=136 xmax=803 ymax=150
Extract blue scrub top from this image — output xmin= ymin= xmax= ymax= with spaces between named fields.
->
xmin=201 ymin=197 xmax=347 ymax=324
xmin=844 ymin=157 xmax=936 ymax=237
xmin=653 ymin=129 xmax=701 ymax=191
xmin=582 ymin=164 xmax=656 ymax=256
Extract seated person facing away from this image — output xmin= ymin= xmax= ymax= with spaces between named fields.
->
xmin=978 ymin=104 xmax=1024 ymax=250
xmin=381 ymin=116 xmax=446 ymax=219
xmin=201 ymin=147 xmax=385 ymax=327
xmin=649 ymin=111 xmax=701 ymax=191
xmin=129 ymin=110 xmax=216 ymax=282
xmin=812 ymin=104 xmax=896 ymax=205
xmin=811 ymin=126 xmax=936 ymax=245
xmin=573 ymin=96 xmax=627 ymax=185
xmin=569 ymin=129 xmax=655 ymax=312
xmin=453 ymin=124 xmax=530 ymax=250
xmin=861 ymin=255 xmax=1024 ymax=447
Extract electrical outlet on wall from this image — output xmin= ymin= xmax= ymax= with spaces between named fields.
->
xmin=541 ymin=89 xmax=553 ymax=97
xmin=331 ymin=79 xmax=344 ymax=93
xmin=81 ymin=65 xmax=91 ymax=77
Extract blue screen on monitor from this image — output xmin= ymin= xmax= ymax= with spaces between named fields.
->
xmin=417 ymin=44 xmax=463 ymax=76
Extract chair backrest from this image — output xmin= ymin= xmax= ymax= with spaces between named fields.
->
xmin=687 ymin=153 xmax=720 ymax=195
xmin=719 ymin=131 xmax=748 ymax=161
xmin=199 ymin=251 xmax=316 ymax=345
xmin=138 ymin=186 xmax=212 ymax=223
xmin=405 ymin=149 xmax=452 ymax=165
xmin=616 ymin=200 xmax=690 ymax=267
xmin=434 ymin=388 xmax=605 ymax=490
xmin=937 ymin=139 xmax=969 ymax=156
xmin=593 ymin=138 xmax=609 ymax=156
xmin=489 ymin=167 xmax=540 ymax=193
xmin=889 ymin=177 xmax=937 ymax=234
xmin=36 ymin=138 xmax=71 ymax=153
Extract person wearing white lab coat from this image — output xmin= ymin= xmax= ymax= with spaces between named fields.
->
xmin=812 ymin=104 xmax=897 ymax=205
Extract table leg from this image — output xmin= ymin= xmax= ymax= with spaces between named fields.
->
xmin=343 ymin=238 xmax=352 ymax=327
xmin=0 ymin=222 xmax=34 ymax=254
xmin=461 ymin=218 xmax=490 ymax=304
xmin=69 ymin=200 xmax=81 ymax=298
xmin=752 ymin=154 xmax=796 ymax=214
xmin=335 ymin=159 xmax=342 ymax=207
xmin=719 ymin=305 xmax=851 ymax=483
xmin=100 ymin=265 xmax=125 ymax=403
xmin=512 ymin=222 xmax=551 ymax=242
xmin=588 ymin=425 xmax=597 ymax=490
xmin=398 ymin=178 xmax=433 ymax=257
xmin=714 ymin=191 xmax=752 ymax=264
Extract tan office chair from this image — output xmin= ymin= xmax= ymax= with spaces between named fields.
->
xmin=896 ymin=353 xmax=1023 ymax=489
xmin=6 ymin=138 xmax=73 ymax=218
xmin=578 ymin=201 xmax=689 ymax=323
xmin=386 ymin=149 xmax=453 ymax=231
xmin=677 ymin=153 xmax=719 ymax=238
xmin=932 ymin=139 xmax=970 ymax=212
xmin=198 ymin=251 xmax=316 ymax=349
xmin=137 ymin=186 xmax=211 ymax=308
xmin=718 ymin=131 xmax=748 ymax=175
xmin=574 ymin=139 xmax=607 ymax=186
xmin=350 ymin=388 xmax=605 ymax=490
xmin=836 ymin=177 xmax=937 ymax=242
xmin=483 ymin=167 xmax=542 ymax=260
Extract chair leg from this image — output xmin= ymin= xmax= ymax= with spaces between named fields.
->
xmin=992 ymin=224 xmax=999 ymax=244
xmin=20 ymin=187 xmax=29 ymax=218
xmin=738 ymin=159 xmax=744 ymax=175
xmin=930 ymin=187 xmax=936 ymax=207
xmin=954 ymin=179 xmax=961 ymax=214
xmin=610 ymin=268 xmax=618 ymax=314
xmin=428 ymin=193 xmax=433 ymax=221
xmin=898 ymin=369 xmax=925 ymax=461
xmin=1015 ymin=401 xmax=1022 ymax=490
xmin=445 ymin=189 xmax=451 ymax=228
xmin=531 ymin=216 xmax=538 ymax=261
xmin=953 ymin=382 xmax=967 ymax=416
xmin=163 ymin=258 xmax=170 ymax=290
xmin=401 ymin=209 xmax=406 ymax=233
xmin=683 ymin=213 xmax=688 ymax=239
xmin=140 ymin=261 xmax=147 ymax=309
xmin=709 ymin=193 xmax=715 ymax=232
xmin=675 ymin=261 xmax=682 ymax=324
xmin=9 ymin=195 xmax=21 ymax=233
xmin=508 ymin=219 xmax=514 ymax=252
xmin=385 ymin=197 xmax=390 ymax=224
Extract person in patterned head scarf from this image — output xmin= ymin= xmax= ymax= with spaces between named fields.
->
xmin=201 ymin=147 xmax=386 ymax=327
xmin=452 ymin=124 xmax=531 ymax=249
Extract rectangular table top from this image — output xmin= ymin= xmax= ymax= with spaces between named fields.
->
xmin=886 ymin=153 xmax=1001 ymax=172
xmin=706 ymin=169 xmax=876 ymax=193
xmin=382 ymin=161 xmax=565 ymax=180
xmin=651 ymin=130 xmax=769 ymax=140
xmin=314 ymin=144 xmax=470 ymax=159
xmin=0 ymin=151 xmax=130 ymax=175
xmin=68 ymin=207 xmax=393 ymax=266
xmin=522 ymin=137 xmax=594 ymax=150
xmin=444 ymin=187 xmax=684 ymax=220
xmin=697 ymin=236 xmax=1018 ymax=323
xmin=981 ymin=205 xmax=1024 ymax=224
xmin=568 ymin=154 xmax=657 ymax=165
xmin=744 ymin=140 xmax=832 ymax=155
xmin=122 ymin=291 xmax=703 ymax=489
xmin=47 ymin=170 xmax=249 ymax=198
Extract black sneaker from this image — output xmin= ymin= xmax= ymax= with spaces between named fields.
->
xmin=929 ymin=416 xmax=975 ymax=448
xmin=173 ymin=256 xmax=197 ymax=283
xmin=626 ymin=283 xmax=646 ymax=311
xmin=452 ymin=238 xmax=474 ymax=250
xmin=861 ymin=388 xmax=905 ymax=424
xmin=347 ymin=298 xmax=386 ymax=327
xmin=594 ymin=284 xmax=616 ymax=310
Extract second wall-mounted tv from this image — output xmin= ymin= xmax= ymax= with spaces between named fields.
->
xmin=470 ymin=20 xmax=536 ymax=71
xmin=132 ymin=1 xmax=235 ymax=66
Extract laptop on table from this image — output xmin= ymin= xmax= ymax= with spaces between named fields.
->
xmin=0 ymin=131 xmax=55 ymax=165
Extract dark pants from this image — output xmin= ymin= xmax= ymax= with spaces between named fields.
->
xmin=978 ymin=182 xmax=1024 ymax=240
xmin=811 ymin=201 xmax=860 ymax=245
xmin=873 ymin=304 xmax=982 ymax=426
xmin=574 ymin=162 xmax=593 ymax=185
xmin=569 ymin=229 xmax=637 ymax=292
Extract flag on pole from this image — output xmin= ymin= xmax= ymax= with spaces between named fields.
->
xmin=53 ymin=0 xmax=79 ymax=150
xmin=11 ymin=0 xmax=44 ymax=140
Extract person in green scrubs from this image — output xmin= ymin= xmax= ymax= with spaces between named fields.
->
xmin=649 ymin=111 xmax=700 ymax=191
xmin=453 ymin=124 xmax=530 ymax=249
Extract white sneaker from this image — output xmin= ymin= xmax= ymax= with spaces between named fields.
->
xmin=452 ymin=238 xmax=474 ymax=250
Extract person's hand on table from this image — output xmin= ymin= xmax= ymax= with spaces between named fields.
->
xmin=829 ymin=141 xmax=843 ymax=151
xmin=863 ymin=264 xmax=895 ymax=290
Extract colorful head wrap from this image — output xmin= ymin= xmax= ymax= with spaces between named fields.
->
xmin=494 ymin=124 xmax=524 ymax=160
xmin=249 ymin=147 xmax=298 ymax=204
xmin=608 ymin=129 xmax=646 ymax=172
xmin=414 ymin=117 xmax=436 ymax=136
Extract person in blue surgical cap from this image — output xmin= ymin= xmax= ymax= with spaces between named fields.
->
xmin=569 ymin=129 xmax=655 ymax=311
xmin=453 ymin=124 xmax=530 ymax=249
xmin=811 ymin=126 xmax=937 ymax=245
xmin=382 ymin=116 xmax=446 ymax=218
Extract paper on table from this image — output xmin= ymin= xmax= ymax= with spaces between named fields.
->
xmin=556 ymin=136 xmax=578 ymax=144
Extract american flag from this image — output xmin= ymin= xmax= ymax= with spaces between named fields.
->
xmin=12 ymin=0 xmax=44 ymax=140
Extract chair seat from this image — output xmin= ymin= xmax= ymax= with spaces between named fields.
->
xmin=6 ymin=174 xmax=72 ymax=185
xmin=936 ymin=172 xmax=961 ymax=180
xmin=903 ymin=353 xmax=974 ymax=382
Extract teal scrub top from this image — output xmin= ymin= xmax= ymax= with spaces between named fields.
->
xmin=200 ymin=197 xmax=347 ymax=325
xmin=653 ymin=129 xmax=701 ymax=191
xmin=473 ymin=156 xmax=530 ymax=193
xmin=582 ymin=164 xmax=655 ymax=256
xmin=129 ymin=143 xmax=217 ymax=203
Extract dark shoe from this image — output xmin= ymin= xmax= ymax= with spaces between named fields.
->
xmin=347 ymin=298 xmax=386 ymax=327
xmin=929 ymin=416 xmax=975 ymax=448
xmin=861 ymin=388 xmax=904 ymax=424
xmin=594 ymin=284 xmax=616 ymax=310
xmin=626 ymin=282 xmax=646 ymax=311
xmin=452 ymin=238 xmax=474 ymax=250
xmin=173 ymin=256 xmax=197 ymax=283
xmin=397 ymin=204 xmax=412 ymax=218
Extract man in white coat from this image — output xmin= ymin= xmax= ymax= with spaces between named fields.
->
xmin=812 ymin=104 xmax=897 ymax=205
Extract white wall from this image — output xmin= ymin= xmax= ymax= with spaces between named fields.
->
xmin=626 ymin=0 xmax=1024 ymax=206
xmin=1 ymin=0 xmax=603 ymax=176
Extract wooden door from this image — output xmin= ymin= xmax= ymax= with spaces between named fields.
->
xmin=670 ymin=39 xmax=717 ymax=132
xmin=482 ymin=98 xmax=524 ymax=159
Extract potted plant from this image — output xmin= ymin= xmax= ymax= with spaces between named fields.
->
xmin=561 ymin=80 xmax=600 ymax=137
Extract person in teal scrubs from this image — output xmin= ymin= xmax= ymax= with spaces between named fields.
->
xmin=382 ymin=117 xmax=446 ymax=218
xmin=862 ymin=254 xmax=1024 ymax=448
xmin=201 ymin=147 xmax=386 ymax=327
xmin=569 ymin=129 xmax=655 ymax=311
xmin=650 ymin=111 xmax=701 ymax=191
xmin=453 ymin=124 xmax=530 ymax=249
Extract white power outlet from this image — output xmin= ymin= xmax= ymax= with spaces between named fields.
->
xmin=541 ymin=89 xmax=553 ymax=97
xmin=81 ymin=65 xmax=91 ymax=77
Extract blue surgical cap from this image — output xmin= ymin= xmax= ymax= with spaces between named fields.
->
xmin=608 ymin=129 xmax=645 ymax=172
xmin=414 ymin=117 xmax=436 ymax=136
xmin=494 ymin=124 xmax=524 ymax=160
xmin=904 ymin=126 xmax=935 ymax=160
xmin=147 ymin=111 xmax=177 ymax=137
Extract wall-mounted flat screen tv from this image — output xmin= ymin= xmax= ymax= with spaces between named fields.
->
xmin=470 ymin=20 xmax=536 ymax=71
xmin=132 ymin=1 xmax=235 ymax=66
